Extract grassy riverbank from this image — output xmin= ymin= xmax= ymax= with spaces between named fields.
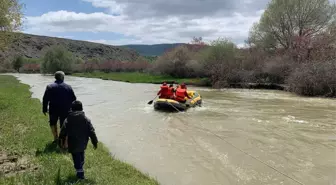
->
xmin=72 ymin=72 xmax=210 ymax=86
xmin=0 ymin=75 xmax=159 ymax=185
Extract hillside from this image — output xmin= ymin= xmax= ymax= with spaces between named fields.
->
xmin=0 ymin=33 xmax=140 ymax=63
xmin=122 ymin=43 xmax=184 ymax=56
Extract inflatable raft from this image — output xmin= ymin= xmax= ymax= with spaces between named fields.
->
xmin=154 ymin=91 xmax=202 ymax=112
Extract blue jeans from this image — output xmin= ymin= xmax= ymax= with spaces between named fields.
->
xmin=71 ymin=152 xmax=85 ymax=179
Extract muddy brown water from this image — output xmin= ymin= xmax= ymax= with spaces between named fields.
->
xmin=10 ymin=74 xmax=336 ymax=185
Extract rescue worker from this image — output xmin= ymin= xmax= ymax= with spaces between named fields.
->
xmin=175 ymin=83 xmax=191 ymax=103
xmin=42 ymin=71 xmax=77 ymax=143
xmin=157 ymin=82 xmax=169 ymax=99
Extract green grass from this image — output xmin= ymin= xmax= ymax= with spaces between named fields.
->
xmin=72 ymin=72 xmax=210 ymax=86
xmin=0 ymin=75 xmax=159 ymax=185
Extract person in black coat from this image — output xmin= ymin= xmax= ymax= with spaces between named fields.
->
xmin=42 ymin=71 xmax=76 ymax=142
xmin=59 ymin=100 xmax=98 ymax=180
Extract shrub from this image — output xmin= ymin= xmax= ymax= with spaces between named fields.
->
xmin=41 ymin=46 xmax=75 ymax=74
xmin=240 ymin=48 xmax=266 ymax=71
xmin=77 ymin=57 xmax=151 ymax=73
xmin=258 ymin=55 xmax=295 ymax=84
xmin=21 ymin=63 xmax=40 ymax=73
xmin=74 ymin=57 xmax=84 ymax=64
xmin=24 ymin=57 xmax=41 ymax=64
xmin=152 ymin=45 xmax=204 ymax=78
xmin=201 ymin=38 xmax=239 ymax=86
xmin=0 ymin=59 xmax=15 ymax=72
xmin=16 ymin=57 xmax=42 ymax=73
xmin=287 ymin=60 xmax=336 ymax=97
xmin=132 ymin=56 xmax=151 ymax=72
xmin=12 ymin=56 xmax=24 ymax=72
xmin=226 ymin=70 xmax=258 ymax=84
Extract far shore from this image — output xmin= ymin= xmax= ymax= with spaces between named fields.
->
xmin=71 ymin=72 xmax=288 ymax=91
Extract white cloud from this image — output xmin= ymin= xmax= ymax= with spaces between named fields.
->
xmin=25 ymin=9 xmax=263 ymax=45
xmin=82 ymin=0 xmax=268 ymax=19
xmin=87 ymin=38 xmax=149 ymax=45
xmin=82 ymin=0 xmax=125 ymax=15
xmin=23 ymin=0 xmax=336 ymax=45
xmin=26 ymin=11 xmax=123 ymax=32
xmin=87 ymin=39 xmax=108 ymax=44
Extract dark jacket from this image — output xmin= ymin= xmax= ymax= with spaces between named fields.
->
xmin=59 ymin=111 xmax=98 ymax=153
xmin=42 ymin=80 xmax=76 ymax=115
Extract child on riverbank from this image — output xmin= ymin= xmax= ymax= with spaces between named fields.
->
xmin=59 ymin=100 xmax=98 ymax=180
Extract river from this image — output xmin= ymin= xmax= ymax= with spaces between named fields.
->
xmin=10 ymin=74 xmax=336 ymax=185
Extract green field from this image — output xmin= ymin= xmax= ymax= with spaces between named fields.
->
xmin=72 ymin=72 xmax=210 ymax=86
xmin=0 ymin=75 xmax=159 ymax=185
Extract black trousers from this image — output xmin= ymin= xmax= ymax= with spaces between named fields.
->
xmin=71 ymin=152 xmax=85 ymax=179
xmin=49 ymin=113 xmax=68 ymax=127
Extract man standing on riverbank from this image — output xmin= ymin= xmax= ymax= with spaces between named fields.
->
xmin=42 ymin=71 xmax=77 ymax=143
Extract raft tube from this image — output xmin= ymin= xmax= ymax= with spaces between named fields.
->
xmin=154 ymin=91 xmax=202 ymax=112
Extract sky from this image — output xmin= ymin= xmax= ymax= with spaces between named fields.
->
xmin=21 ymin=0 xmax=272 ymax=46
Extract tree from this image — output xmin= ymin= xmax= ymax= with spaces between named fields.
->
xmin=247 ymin=22 xmax=277 ymax=51
xmin=152 ymin=45 xmax=203 ymax=78
xmin=201 ymin=38 xmax=239 ymax=86
xmin=41 ymin=46 xmax=75 ymax=74
xmin=74 ymin=57 xmax=84 ymax=64
xmin=0 ymin=0 xmax=23 ymax=50
xmin=248 ymin=0 xmax=336 ymax=50
xmin=191 ymin=36 xmax=205 ymax=45
xmin=12 ymin=55 xmax=24 ymax=72
xmin=188 ymin=36 xmax=208 ymax=52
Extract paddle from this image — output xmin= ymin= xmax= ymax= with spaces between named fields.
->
xmin=147 ymin=95 xmax=158 ymax=105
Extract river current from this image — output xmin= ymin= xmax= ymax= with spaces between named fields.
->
xmin=11 ymin=74 xmax=336 ymax=185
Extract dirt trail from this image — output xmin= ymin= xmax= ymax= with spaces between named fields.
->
xmin=0 ymin=152 xmax=38 ymax=177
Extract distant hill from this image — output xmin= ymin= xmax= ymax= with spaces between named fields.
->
xmin=0 ymin=33 xmax=185 ymax=67
xmin=122 ymin=43 xmax=184 ymax=56
xmin=0 ymin=33 xmax=140 ymax=63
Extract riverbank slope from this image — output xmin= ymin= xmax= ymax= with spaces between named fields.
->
xmin=0 ymin=75 xmax=159 ymax=185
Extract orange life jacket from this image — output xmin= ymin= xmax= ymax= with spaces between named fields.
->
xmin=167 ymin=87 xmax=174 ymax=98
xmin=175 ymin=88 xmax=186 ymax=102
xmin=159 ymin=85 xmax=169 ymax=98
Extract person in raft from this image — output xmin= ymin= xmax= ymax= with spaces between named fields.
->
xmin=157 ymin=82 xmax=173 ymax=99
xmin=59 ymin=100 xmax=98 ymax=180
xmin=175 ymin=83 xmax=191 ymax=103
xmin=168 ymin=84 xmax=175 ymax=99
xmin=42 ymin=71 xmax=77 ymax=143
